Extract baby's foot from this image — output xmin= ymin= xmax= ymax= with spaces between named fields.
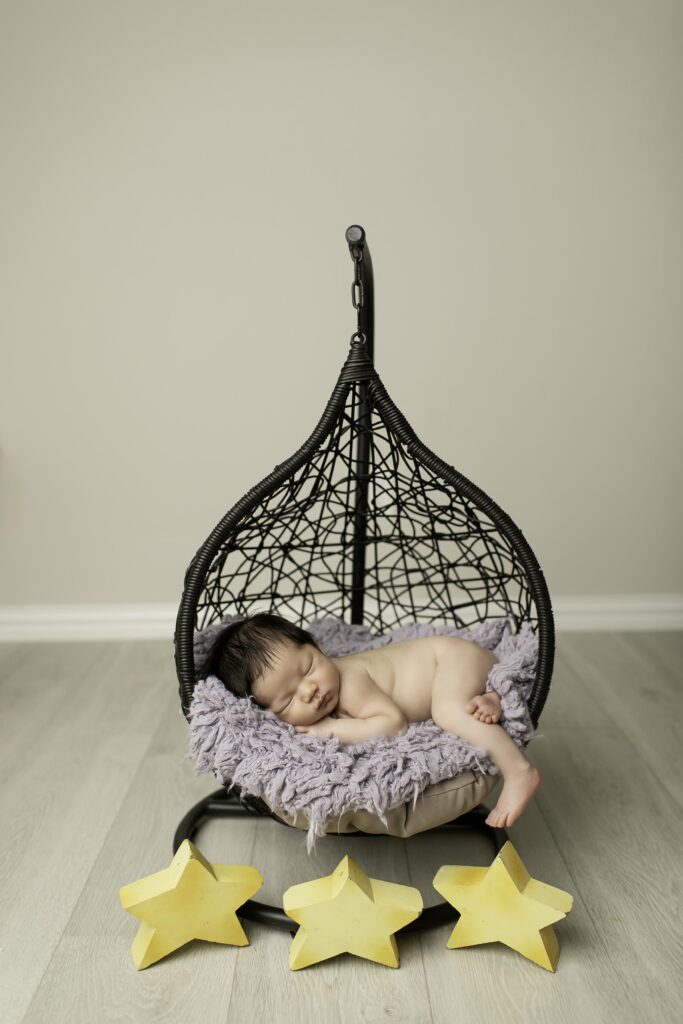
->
xmin=466 ymin=691 xmax=501 ymax=724
xmin=485 ymin=763 xmax=542 ymax=828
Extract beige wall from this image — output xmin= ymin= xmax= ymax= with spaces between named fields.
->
xmin=1 ymin=1 xmax=682 ymax=616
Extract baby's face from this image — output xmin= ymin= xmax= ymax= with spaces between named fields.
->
xmin=251 ymin=640 xmax=340 ymax=726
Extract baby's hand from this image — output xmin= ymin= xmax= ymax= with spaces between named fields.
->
xmin=295 ymin=716 xmax=335 ymax=738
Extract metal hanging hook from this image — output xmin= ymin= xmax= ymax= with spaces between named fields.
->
xmin=345 ymin=225 xmax=373 ymax=354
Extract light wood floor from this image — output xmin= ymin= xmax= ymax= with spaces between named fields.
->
xmin=1 ymin=632 xmax=682 ymax=1024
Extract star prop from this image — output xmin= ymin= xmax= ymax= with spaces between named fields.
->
xmin=283 ymin=854 xmax=423 ymax=970
xmin=433 ymin=840 xmax=573 ymax=972
xmin=119 ymin=839 xmax=264 ymax=969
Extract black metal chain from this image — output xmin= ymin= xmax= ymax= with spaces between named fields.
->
xmin=350 ymin=246 xmax=366 ymax=346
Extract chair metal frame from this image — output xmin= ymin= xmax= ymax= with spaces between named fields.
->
xmin=172 ymin=225 xmax=555 ymax=935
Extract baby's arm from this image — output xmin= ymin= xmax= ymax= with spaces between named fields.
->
xmin=296 ymin=713 xmax=406 ymax=744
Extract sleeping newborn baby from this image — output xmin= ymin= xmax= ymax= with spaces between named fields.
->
xmin=203 ymin=611 xmax=541 ymax=829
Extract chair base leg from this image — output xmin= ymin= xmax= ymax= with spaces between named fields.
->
xmin=173 ymin=787 xmax=509 ymax=935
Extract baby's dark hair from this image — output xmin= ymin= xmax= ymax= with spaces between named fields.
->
xmin=200 ymin=612 xmax=321 ymax=708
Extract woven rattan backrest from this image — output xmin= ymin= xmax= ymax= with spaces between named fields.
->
xmin=174 ymin=229 xmax=554 ymax=727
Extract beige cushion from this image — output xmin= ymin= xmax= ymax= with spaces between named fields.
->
xmin=267 ymin=770 xmax=500 ymax=838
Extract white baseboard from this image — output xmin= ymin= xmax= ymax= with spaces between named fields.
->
xmin=0 ymin=595 xmax=681 ymax=642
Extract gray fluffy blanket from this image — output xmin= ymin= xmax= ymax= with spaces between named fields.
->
xmin=186 ymin=614 xmax=540 ymax=853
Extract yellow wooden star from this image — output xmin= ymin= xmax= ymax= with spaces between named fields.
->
xmin=119 ymin=839 xmax=264 ymax=969
xmin=433 ymin=840 xmax=573 ymax=972
xmin=283 ymin=854 xmax=423 ymax=970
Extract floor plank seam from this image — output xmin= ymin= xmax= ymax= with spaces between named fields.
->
xmin=534 ymin=790 xmax=637 ymax=985
xmin=20 ymin=712 xmax=166 ymax=1024
xmin=557 ymin=647 xmax=683 ymax=812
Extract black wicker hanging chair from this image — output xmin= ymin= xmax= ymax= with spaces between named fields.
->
xmin=173 ymin=224 xmax=555 ymax=936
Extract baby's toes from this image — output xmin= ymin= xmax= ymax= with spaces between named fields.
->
xmin=466 ymin=700 xmax=478 ymax=715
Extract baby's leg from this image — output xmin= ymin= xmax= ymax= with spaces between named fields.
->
xmin=431 ymin=646 xmax=541 ymax=828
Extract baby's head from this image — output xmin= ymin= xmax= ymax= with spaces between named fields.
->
xmin=201 ymin=612 xmax=340 ymax=726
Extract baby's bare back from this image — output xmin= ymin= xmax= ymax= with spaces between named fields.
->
xmin=337 ymin=635 xmax=493 ymax=723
